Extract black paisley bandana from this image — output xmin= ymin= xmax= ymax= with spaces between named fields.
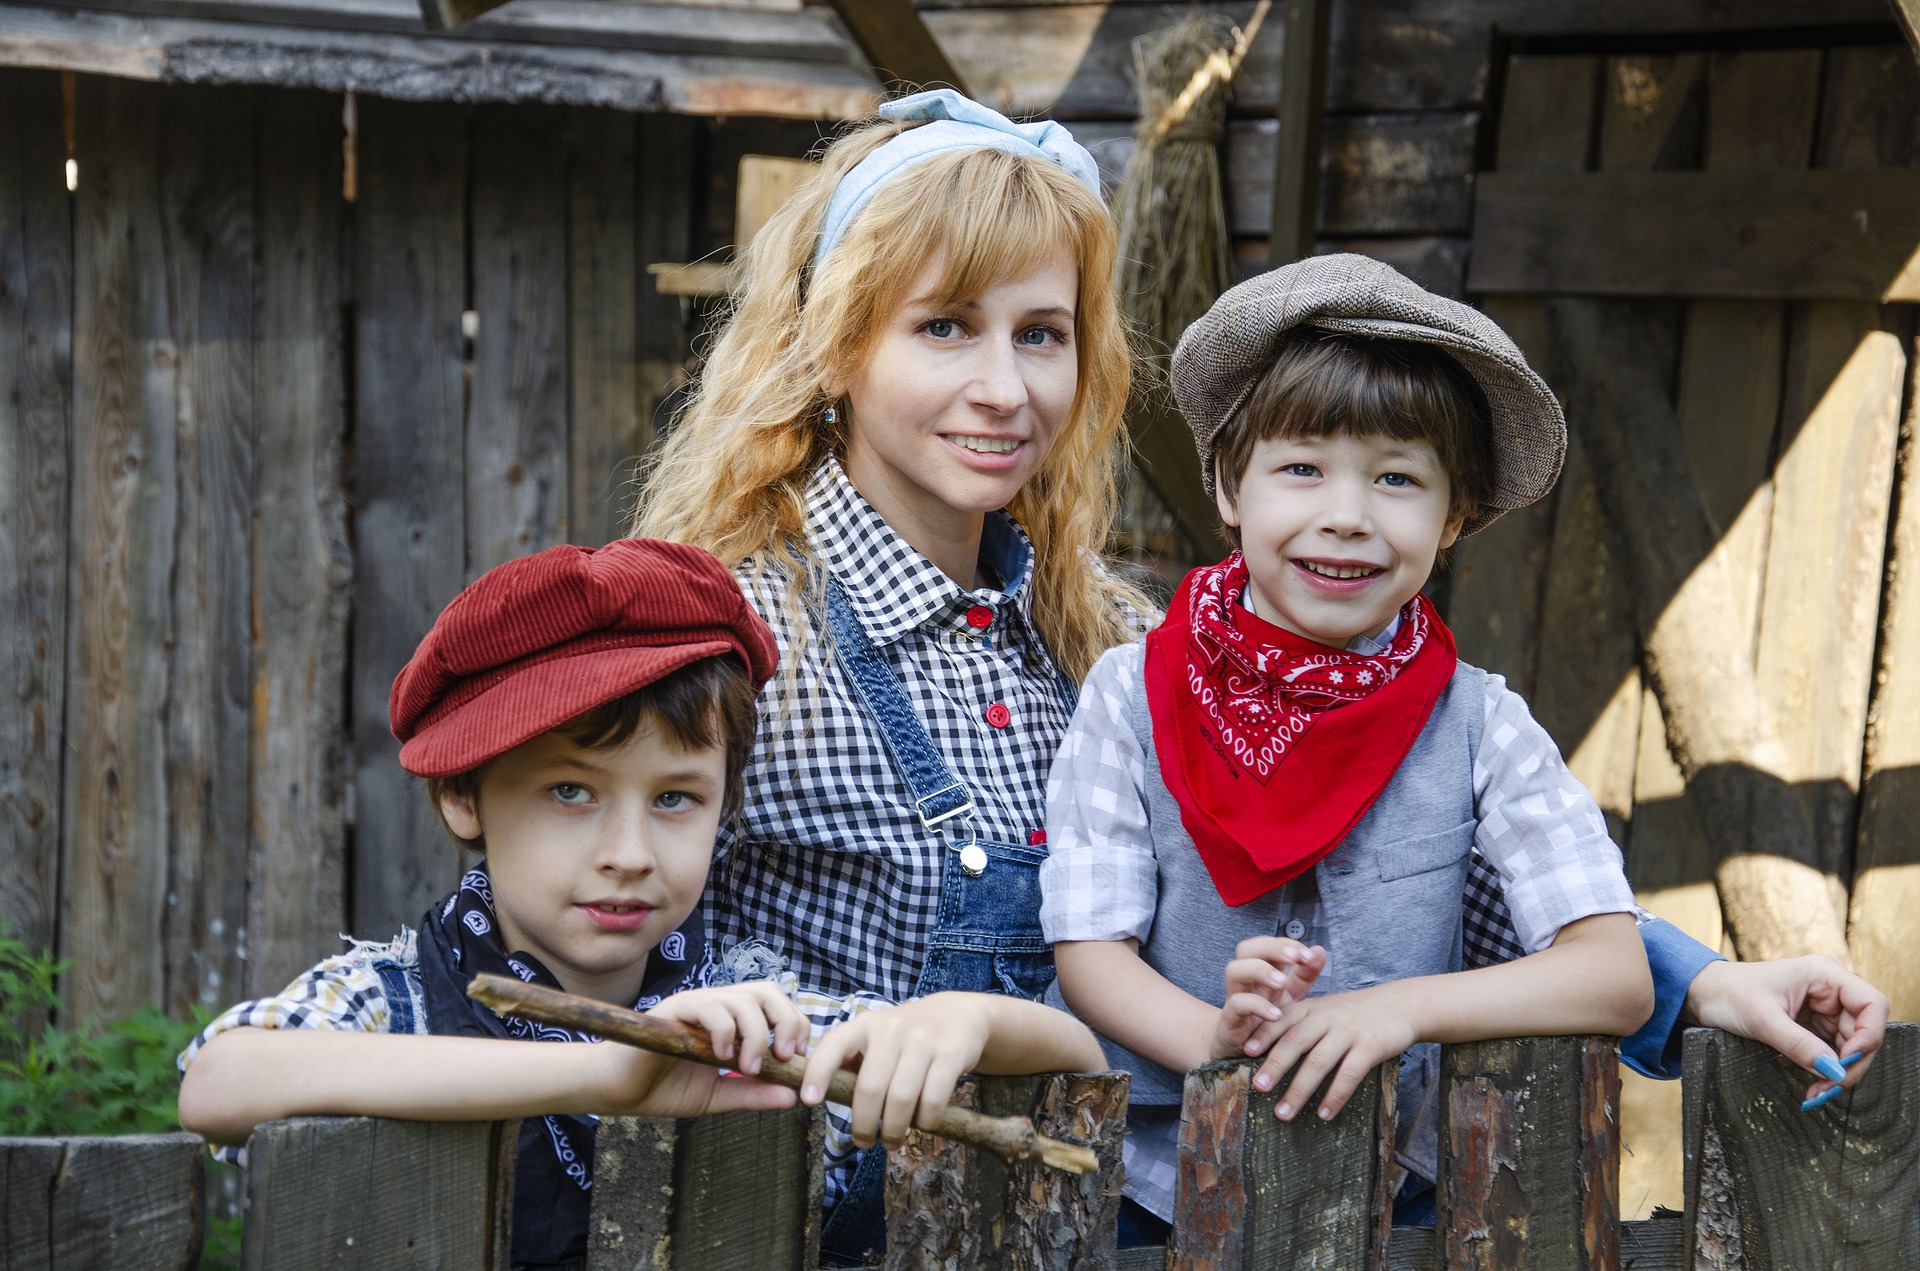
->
xmin=416 ymin=865 xmax=707 ymax=1269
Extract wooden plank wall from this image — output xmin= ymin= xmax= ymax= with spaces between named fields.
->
xmin=0 ymin=71 xmax=702 ymax=1016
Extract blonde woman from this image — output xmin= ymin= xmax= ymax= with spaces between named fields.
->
xmin=636 ymin=91 xmax=1887 ymax=1256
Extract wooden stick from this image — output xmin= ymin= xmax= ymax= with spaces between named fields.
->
xmin=466 ymin=973 xmax=1100 ymax=1175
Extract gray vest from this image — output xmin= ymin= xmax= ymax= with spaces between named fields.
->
xmin=1052 ymin=660 xmax=1484 ymax=1181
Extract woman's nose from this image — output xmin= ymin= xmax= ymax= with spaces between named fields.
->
xmin=967 ymin=342 xmax=1030 ymax=414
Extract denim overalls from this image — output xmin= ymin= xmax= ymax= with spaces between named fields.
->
xmin=816 ymin=574 xmax=1073 ymax=1262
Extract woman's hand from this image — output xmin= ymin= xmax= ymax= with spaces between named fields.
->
xmin=797 ymin=995 xmax=992 ymax=1148
xmin=1681 ymin=956 xmax=1889 ymax=1105
xmin=1211 ymin=937 xmax=1326 ymax=1061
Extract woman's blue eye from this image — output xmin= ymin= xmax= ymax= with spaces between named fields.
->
xmin=1018 ymin=325 xmax=1067 ymax=347
xmin=552 ymin=783 xmax=590 ymax=805
xmin=925 ymin=318 xmax=960 ymax=339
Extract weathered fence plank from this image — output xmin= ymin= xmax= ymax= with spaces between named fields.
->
xmin=0 ymin=69 xmax=70 ymax=968
xmin=243 ymin=1117 xmax=515 ymax=1270
xmin=591 ymin=1106 xmax=822 ymax=1270
xmin=0 ymin=1134 xmax=204 ymax=1270
xmin=633 ymin=110 xmax=699 ymax=508
xmin=350 ymin=96 xmax=469 ymax=939
xmin=1169 ymin=1056 xmax=1394 ymax=1271
xmin=881 ymin=1072 xmax=1127 ymax=1271
xmin=1683 ymin=1023 xmax=1919 ymax=1270
xmin=64 ymin=72 xmax=179 ymax=1022
xmin=566 ymin=107 xmax=643 ymax=548
xmin=248 ymin=87 xmax=351 ymax=998
xmin=156 ymin=81 xmax=259 ymax=1019
xmin=469 ymin=101 xmax=569 ymax=570
xmin=1438 ymin=1036 xmax=1621 ymax=1270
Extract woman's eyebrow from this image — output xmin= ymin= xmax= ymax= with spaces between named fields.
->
xmin=1024 ymin=305 xmax=1075 ymax=322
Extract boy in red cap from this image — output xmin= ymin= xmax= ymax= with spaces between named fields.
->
xmin=179 ymin=539 xmax=1102 ymax=1269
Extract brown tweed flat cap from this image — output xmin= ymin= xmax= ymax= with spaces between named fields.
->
xmin=1171 ymin=253 xmax=1565 ymax=536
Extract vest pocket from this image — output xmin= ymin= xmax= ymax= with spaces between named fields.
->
xmin=1373 ymin=819 xmax=1475 ymax=882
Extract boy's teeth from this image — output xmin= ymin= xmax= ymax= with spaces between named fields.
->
xmin=950 ymin=435 xmax=1020 ymax=454
xmin=1302 ymin=561 xmax=1379 ymax=580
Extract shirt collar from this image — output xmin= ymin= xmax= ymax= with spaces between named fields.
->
xmin=805 ymin=456 xmax=1037 ymax=646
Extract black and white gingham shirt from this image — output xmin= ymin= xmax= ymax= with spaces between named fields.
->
xmin=710 ymin=458 xmax=1083 ymax=1005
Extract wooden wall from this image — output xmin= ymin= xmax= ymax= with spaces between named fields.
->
xmin=0 ymin=70 xmax=703 ymax=1016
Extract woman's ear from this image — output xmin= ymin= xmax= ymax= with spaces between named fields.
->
xmin=437 ymin=787 xmax=484 ymax=843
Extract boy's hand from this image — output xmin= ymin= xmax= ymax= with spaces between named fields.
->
xmin=1211 ymin=938 xmax=1326 ymax=1061
xmin=594 ymin=982 xmax=811 ymax=1118
xmin=797 ymin=994 xmax=990 ymax=1149
xmin=1250 ymin=982 xmax=1419 ymax=1123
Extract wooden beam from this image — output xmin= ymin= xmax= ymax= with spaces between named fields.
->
xmin=1267 ymin=0 xmax=1329 ymax=265
xmin=419 ymin=0 xmax=507 ymax=33
xmin=1891 ymin=0 xmax=1920 ymax=69
xmin=822 ymin=0 xmax=964 ymax=94
xmin=1470 ymin=169 xmax=1920 ymax=301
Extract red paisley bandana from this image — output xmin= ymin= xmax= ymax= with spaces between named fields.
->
xmin=1143 ymin=553 xmax=1457 ymax=905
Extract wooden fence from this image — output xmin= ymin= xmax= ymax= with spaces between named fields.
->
xmin=5 ymin=1025 xmax=1913 ymax=1270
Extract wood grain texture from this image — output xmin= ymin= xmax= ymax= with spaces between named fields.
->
xmin=1007 ymin=1072 xmax=1129 ymax=1271
xmin=887 ymin=1079 xmax=993 ymax=1269
xmin=243 ymin=1117 xmax=510 ymax=1269
xmin=1132 ymin=1214 xmax=1688 ymax=1271
xmin=821 ymin=0 xmax=965 ymax=93
xmin=1437 ymin=1037 xmax=1621 ymax=1270
xmin=350 ymin=96 xmax=468 ymax=938
xmin=1168 ymin=1061 xmax=1250 ymax=1270
xmin=155 ymin=82 xmax=258 ymax=1019
xmin=628 ymin=112 xmax=697 ymax=532
xmin=0 ymin=69 xmax=70 ymax=962
xmin=63 ymin=72 xmax=178 ymax=1022
xmin=249 ymin=88 xmax=351 ymax=997
xmin=670 ymin=1107 xmax=819 ymax=1270
xmin=0 ymin=1134 xmax=204 ymax=1271
xmin=588 ymin=1116 xmax=678 ymax=1270
xmin=1268 ymin=0 xmax=1327 ymax=264
xmin=469 ymin=102 xmax=570 ymax=570
xmin=566 ymin=108 xmax=643 ymax=549
xmin=1684 ymin=1025 xmax=1919 ymax=1270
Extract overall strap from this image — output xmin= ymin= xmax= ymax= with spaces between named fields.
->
xmin=823 ymin=576 xmax=988 ymax=875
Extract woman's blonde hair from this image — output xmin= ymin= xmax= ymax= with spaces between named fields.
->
xmin=633 ymin=112 xmax=1151 ymax=686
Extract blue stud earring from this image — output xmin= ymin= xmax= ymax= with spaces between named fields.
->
xmin=824 ymin=405 xmax=838 ymax=425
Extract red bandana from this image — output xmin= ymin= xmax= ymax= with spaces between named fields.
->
xmin=1142 ymin=553 xmax=1457 ymax=905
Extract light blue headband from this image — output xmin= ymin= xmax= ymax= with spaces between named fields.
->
xmin=814 ymin=89 xmax=1104 ymax=265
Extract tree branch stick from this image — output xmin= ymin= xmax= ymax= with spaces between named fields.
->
xmin=466 ymin=973 xmax=1099 ymax=1175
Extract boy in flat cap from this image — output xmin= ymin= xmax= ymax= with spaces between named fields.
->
xmin=179 ymin=538 xmax=1102 ymax=1269
xmin=1039 ymin=255 xmax=1653 ymax=1237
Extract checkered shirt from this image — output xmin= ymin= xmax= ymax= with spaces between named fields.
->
xmin=710 ymin=457 xmax=1090 ymax=1005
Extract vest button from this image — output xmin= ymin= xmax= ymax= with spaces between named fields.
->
xmin=1285 ymin=919 xmax=1306 ymax=940
xmin=984 ymin=702 xmax=1011 ymax=729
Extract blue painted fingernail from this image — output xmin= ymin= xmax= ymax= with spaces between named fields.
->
xmin=1814 ymin=1055 xmax=1846 ymax=1083
xmin=1842 ymin=1051 xmax=1863 ymax=1069
xmin=1801 ymin=1086 xmax=1844 ymax=1112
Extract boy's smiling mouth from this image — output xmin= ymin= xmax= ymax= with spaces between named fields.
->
xmin=1294 ymin=558 xmax=1385 ymax=582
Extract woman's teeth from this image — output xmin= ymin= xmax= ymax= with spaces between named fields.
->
xmin=949 ymin=435 xmax=1021 ymax=454
xmin=1301 ymin=561 xmax=1381 ymax=579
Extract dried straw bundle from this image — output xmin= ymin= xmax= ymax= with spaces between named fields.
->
xmin=1111 ymin=10 xmax=1255 ymax=350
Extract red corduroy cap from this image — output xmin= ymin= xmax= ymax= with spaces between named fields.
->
xmin=390 ymin=539 xmax=777 ymax=778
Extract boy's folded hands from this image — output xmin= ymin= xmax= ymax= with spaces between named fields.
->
xmin=1211 ymin=937 xmax=1327 ymax=1062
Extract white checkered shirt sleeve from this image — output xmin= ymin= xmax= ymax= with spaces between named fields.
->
xmin=1038 ymin=642 xmax=1159 ymax=945
xmin=1472 ymin=674 xmax=1637 ymax=952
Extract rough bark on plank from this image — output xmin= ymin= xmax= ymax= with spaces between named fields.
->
xmin=63 ymin=72 xmax=178 ymax=1022
xmin=350 ymin=96 xmax=468 ymax=938
xmin=669 ymin=1107 xmax=821 ymax=1271
xmin=566 ymin=108 xmax=644 ymax=549
xmin=0 ymin=1134 xmax=204 ymax=1271
xmin=0 ymin=69 xmax=69 ymax=967
xmin=886 ymin=1078 xmax=994 ymax=1269
xmin=1006 ymin=1072 xmax=1129 ymax=1271
xmin=588 ymin=1116 xmax=678 ymax=1270
xmin=0 ymin=4 xmax=881 ymax=119
xmin=243 ymin=1117 xmax=511 ymax=1269
xmin=1169 ymin=1056 xmax=1393 ymax=1270
xmin=468 ymin=102 xmax=570 ymax=569
xmin=1853 ymin=331 xmax=1920 ymax=1019
xmin=1131 ymin=1214 xmax=1688 ymax=1271
xmin=1543 ymin=297 xmax=1850 ymax=964
xmin=248 ymin=87 xmax=351 ymax=997
xmin=1268 ymin=0 xmax=1327 ymax=264
xmin=1437 ymin=1036 xmax=1621 ymax=1270
xmin=1683 ymin=1024 xmax=1919 ymax=1270
xmin=156 ymin=82 xmax=258 ymax=1020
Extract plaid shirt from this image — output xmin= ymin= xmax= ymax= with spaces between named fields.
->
xmin=709 ymin=457 xmax=1086 ymax=1005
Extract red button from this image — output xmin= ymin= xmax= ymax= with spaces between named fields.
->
xmin=966 ymin=605 xmax=994 ymax=630
xmin=1028 ymin=829 xmax=1047 ymax=846
xmin=984 ymin=702 xmax=1011 ymax=729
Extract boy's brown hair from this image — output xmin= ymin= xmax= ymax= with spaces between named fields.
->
xmin=1210 ymin=330 xmax=1496 ymax=548
xmin=426 ymin=653 xmax=761 ymax=851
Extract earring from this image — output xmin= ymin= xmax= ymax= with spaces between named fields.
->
xmin=824 ymin=405 xmax=839 ymax=425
